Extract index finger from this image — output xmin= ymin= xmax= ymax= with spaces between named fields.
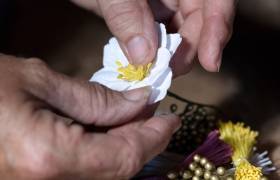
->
xmin=198 ymin=0 xmax=237 ymax=72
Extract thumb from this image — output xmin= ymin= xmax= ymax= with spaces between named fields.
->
xmin=98 ymin=0 xmax=157 ymax=65
xmin=26 ymin=62 xmax=151 ymax=126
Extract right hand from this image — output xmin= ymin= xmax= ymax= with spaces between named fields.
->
xmin=71 ymin=0 xmax=236 ymax=76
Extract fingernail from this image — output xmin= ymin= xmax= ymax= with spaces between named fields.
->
xmin=154 ymin=110 xmax=170 ymax=116
xmin=159 ymin=113 xmax=182 ymax=133
xmin=123 ymin=86 xmax=152 ymax=101
xmin=208 ymin=36 xmax=222 ymax=72
xmin=127 ymin=36 xmax=150 ymax=65
xmin=217 ymin=62 xmax=221 ymax=72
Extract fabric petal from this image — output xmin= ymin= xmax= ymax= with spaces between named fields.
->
xmin=126 ymin=81 xmax=149 ymax=90
xmin=158 ymin=23 xmax=167 ymax=48
xmin=166 ymin=34 xmax=182 ymax=55
xmin=149 ymin=68 xmax=172 ymax=103
xmin=103 ymin=37 xmax=129 ymax=69
xmin=147 ymin=48 xmax=171 ymax=83
xmin=90 ymin=23 xmax=181 ymax=104
xmin=90 ymin=68 xmax=131 ymax=91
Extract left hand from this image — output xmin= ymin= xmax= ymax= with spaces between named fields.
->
xmin=0 ymin=54 xmax=181 ymax=180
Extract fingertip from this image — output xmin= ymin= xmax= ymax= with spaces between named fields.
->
xmin=198 ymin=17 xmax=229 ymax=72
xmin=158 ymin=114 xmax=182 ymax=133
xmin=198 ymin=45 xmax=222 ymax=73
xmin=126 ymin=22 xmax=158 ymax=65
xmin=100 ymin=0 xmax=157 ymax=66
xmin=122 ymin=86 xmax=152 ymax=102
xmin=126 ymin=36 xmax=153 ymax=65
xmin=108 ymin=86 xmax=152 ymax=124
xmin=145 ymin=113 xmax=181 ymax=136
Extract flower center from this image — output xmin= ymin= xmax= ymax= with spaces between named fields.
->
xmin=116 ymin=60 xmax=152 ymax=82
xmin=235 ymin=161 xmax=262 ymax=180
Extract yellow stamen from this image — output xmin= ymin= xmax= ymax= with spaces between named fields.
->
xmin=235 ymin=161 xmax=262 ymax=180
xmin=116 ymin=60 xmax=152 ymax=82
xmin=219 ymin=121 xmax=262 ymax=180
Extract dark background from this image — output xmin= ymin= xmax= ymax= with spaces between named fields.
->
xmin=1 ymin=0 xmax=280 ymax=178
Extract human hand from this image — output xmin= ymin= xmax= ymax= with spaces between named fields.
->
xmin=71 ymin=0 xmax=237 ymax=76
xmin=0 ymin=54 xmax=181 ymax=180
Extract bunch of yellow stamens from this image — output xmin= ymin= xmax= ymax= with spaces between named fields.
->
xmin=116 ymin=60 xmax=152 ymax=82
xmin=219 ymin=122 xmax=262 ymax=180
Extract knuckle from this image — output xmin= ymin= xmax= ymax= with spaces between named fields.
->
xmin=22 ymin=58 xmax=54 ymax=97
xmin=78 ymin=83 xmax=101 ymax=123
xmin=90 ymin=84 xmax=124 ymax=124
xmin=23 ymin=58 xmax=50 ymax=78
xmin=25 ymin=57 xmax=48 ymax=68
xmin=66 ymin=82 xmax=109 ymax=124
xmin=181 ymin=7 xmax=201 ymax=19
xmin=85 ymin=84 xmax=110 ymax=123
xmin=17 ymin=146 xmax=59 ymax=179
xmin=207 ymin=15 xmax=232 ymax=43
xmin=27 ymin=152 xmax=58 ymax=178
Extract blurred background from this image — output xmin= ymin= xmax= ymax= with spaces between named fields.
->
xmin=1 ymin=0 xmax=280 ymax=178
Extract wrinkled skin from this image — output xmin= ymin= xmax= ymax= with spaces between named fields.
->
xmin=0 ymin=54 xmax=181 ymax=179
xmin=0 ymin=0 xmax=237 ymax=179
xmin=72 ymin=0 xmax=237 ymax=75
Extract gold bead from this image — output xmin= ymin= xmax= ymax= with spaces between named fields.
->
xmin=192 ymin=176 xmax=200 ymax=180
xmin=205 ymin=162 xmax=213 ymax=171
xmin=203 ymin=171 xmax=211 ymax=179
xmin=194 ymin=167 xmax=203 ymax=176
xmin=225 ymin=176 xmax=234 ymax=180
xmin=179 ymin=170 xmax=184 ymax=176
xmin=210 ymin=175 xmax=219 ymax=180
xmin=167 ymin=171 xmax=178 ymax=179
xmin=216 ymin=167 xmax=225 ymax=176
xmin=200 ymin=157 xmax=208 ymax=166
xmin=261 ymin=176 xmax=268 ymax=180
xmin=193 ymin=154 xmax=201 ymax=162
xmin=189 ymin=162 xmax=197 ymax=171
xmin=182 ymin=170 xmax=192 ymax=179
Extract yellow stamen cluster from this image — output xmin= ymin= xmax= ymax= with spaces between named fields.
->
xmin=219 ymin=121 xmax=262 ymax=180
xmin=116 ymin=60 xmax=152 ymax=82
xmin=219 ymin=122 xmax=258 ymax=162
xmin=235 ymin=161 xmax=262 ymax=180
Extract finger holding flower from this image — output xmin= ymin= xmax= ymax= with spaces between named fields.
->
xmin=91 ymin=23 xmax=182 ymax=103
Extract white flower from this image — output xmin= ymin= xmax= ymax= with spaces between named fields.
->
xmin=90 ymin=23 xmax=182 ymax=104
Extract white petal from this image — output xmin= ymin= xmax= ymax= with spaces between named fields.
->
xmin=103 ymin=44 xmax=116 ymax=69
xmin=126 ymin=81 xmax=149 ymax=90
xmin=149 ymin=68 xmax=173 ymax=103
xmin=124 ymin=68 xmax=172 ymax=104
xmin=90 ymin=68 xmax=131 ymax=91
xmin=166 ymin=34 xmax=182 ymax=55
xmin=103 ymin=37 xmax=129 ymax=69
xmin=148 ymin=48 xmax=171 ymax=83
xmin=90 ymin=23 xmax=180 ymax=104
xmin=158 ymin=23 xmax=167 ymax=48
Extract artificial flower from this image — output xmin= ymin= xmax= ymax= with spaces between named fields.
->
xmin=250 ymin=149 xmax=277 ymax=174
xmin=136 ymin=130 xmax=232 ymax=179
xmin=219 ymin=121 xmax=262 ymax=180
xmin=90 ymin=23 xmax=182 ymax=104
xmin=180 ymin=130 xmax=232 ymax=168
